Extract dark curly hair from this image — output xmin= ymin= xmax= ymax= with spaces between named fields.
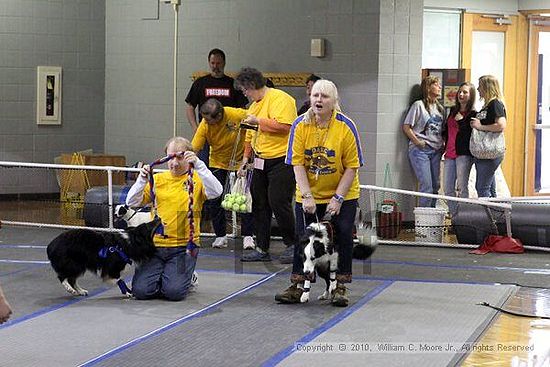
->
xmin=234 ymin=67 xmax=266 ymax=91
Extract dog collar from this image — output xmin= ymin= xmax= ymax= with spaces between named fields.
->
xmin=98 ymin=246 xmax=133 ymax=265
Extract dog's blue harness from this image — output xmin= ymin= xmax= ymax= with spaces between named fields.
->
xmin=98 ymin=246 xmax=132 ymax=265
xmin=98 ymin=246 xmax=133 ymax=295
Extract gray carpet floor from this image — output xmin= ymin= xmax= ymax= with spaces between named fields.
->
xmin=1 ymin=225 xmax=549 ymax=367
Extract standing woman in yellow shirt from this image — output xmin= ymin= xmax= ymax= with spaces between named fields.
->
xmin=235 ymin=67 xmax=298 ymax=263
xmin=276 ymin=79 xmax=363 ymax=307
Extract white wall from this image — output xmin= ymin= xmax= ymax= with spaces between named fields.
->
xmin=519 ymin=0 xmax=550 ymax=11
xmin=423 ymin=0 xmax=518 ymax=13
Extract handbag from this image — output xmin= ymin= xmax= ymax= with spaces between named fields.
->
xmin=469 ymin=128 xmax=505 ymax=159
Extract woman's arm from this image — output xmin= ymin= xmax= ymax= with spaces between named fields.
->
xmin=471 ymin=116 xmax=506 ymax=132
xmin=126 ymin=166 xmax=150 ymax=207
xmin=193 ymin=159 xmax=223 ymax=199
xmin=0 ymin=285 xmax=13 ymax=324
xmin=402 ymin=124 xmax=425 ymax=147
xmin=294 ymin=165 xmax=316 ymax=214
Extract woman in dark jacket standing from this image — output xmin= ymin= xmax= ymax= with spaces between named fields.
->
xmin=443 ymin=82 xmax=476 ymax=217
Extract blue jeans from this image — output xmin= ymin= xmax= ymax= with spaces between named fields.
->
xmin=132 ymin=247 xmax=198 ymax=301
xmin=291 ymin=200 xmax=357 ymax=283
xmin=474 ymin=156 xmax=503 ymax=197
xmin=443 ymin=155 xmax=473 ymax=217
xmin=408 ymin=145 xmax=442 ymax=207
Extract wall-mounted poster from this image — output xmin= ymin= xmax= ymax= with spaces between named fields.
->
xmin=422 ymin=68 xmax=467 ymax=107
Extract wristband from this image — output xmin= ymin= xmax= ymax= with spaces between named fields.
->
xmin=333 ymin=194 xmax=344 ymax=204
xmin=302 ymin=192 xmax=313 ymax=199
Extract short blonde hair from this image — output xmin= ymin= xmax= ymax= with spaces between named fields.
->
xmin=164 ymin=136 xmax=192 ymax=154
xmin=304 ymin=79 xmax=341 ymax=122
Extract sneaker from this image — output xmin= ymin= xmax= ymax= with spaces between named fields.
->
xmin=188 ymin=271 xmax=198 ymax=293
xmin=331 ymin=283 xmax=349 ymax=307
xmin=212 ymin=236 xmax=228 ymax=248
xmin=243 ymin=236 xmax=255 ymax=250
xmin=275 ymin=284 xmax=303 ymax=304
xmin=240 ymin=249 xmax=271 ymax=262
xmin=278 ymin=245 xmax=294 ymax=264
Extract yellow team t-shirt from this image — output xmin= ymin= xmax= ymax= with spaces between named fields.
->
xmin=192 ymin=107 xmax=248 ymax=170
xmin=285 ymin=110 xmax=364 ymax=203
xmin=141 ymin=171 xmax=207 ymax=247
xmin=245 ymin=88 xmax=297 ymax=159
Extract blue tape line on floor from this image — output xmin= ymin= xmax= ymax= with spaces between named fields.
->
xmin=263 ymin=280 xmax=394 ymax=367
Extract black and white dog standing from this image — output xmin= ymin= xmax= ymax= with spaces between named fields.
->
xmin=47 ymin=217 xmax=160 ymax=297
xmin=299 ymin=221 xmax=377 ymax=303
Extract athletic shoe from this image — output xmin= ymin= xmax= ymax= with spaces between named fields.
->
xmin=212 ymin=236 xmax=228 ymax=248
xmin=188 ymin=271 xmax=198 ymax=293
xmin=243 ymin=236 xmax=255 ymax=250
xmin=240 ymin=249 xmax=271 ymax=262
xmin=278 ymin=245 xmax=294 ymax=264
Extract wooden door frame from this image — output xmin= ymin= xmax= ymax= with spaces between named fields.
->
xmin=525 ymin=20 xmax=550 ymax=195
xmin=461 ymin=13 xmax=528 ymax=197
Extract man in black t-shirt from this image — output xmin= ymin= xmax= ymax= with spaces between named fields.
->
xmin=185 ymin=48 xmax=247 ymax=131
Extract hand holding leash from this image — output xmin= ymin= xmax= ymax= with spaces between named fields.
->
xmin=182 ymin=150 xmax=197 ymax=166
xmin=302 ymin=196 xmax=316 ymax=214
xmin=242 ymin=114 xmax=259 ymax=129
xmin=326 ymin=196 xmax=342 ymax=216
xmin=139 ymin=164 xmax=151 ymax=178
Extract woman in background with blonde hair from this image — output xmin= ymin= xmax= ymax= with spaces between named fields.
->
xmin=470 ymin=75 xmax=506 ymax=197
xmin=402 ymin=75 xmax=445 ymax=207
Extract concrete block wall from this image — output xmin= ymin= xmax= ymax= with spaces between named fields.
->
xmin=375 ymin=0 xmax=423 ymax=192
xmin=0 ymin=0 xmax=105 ymax=194
xmin=105 ymin=0 xmax=384 ymax=178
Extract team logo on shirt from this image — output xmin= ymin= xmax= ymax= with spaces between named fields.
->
xmin=305 ymin=147 xmax=336 ymax=177
xmin=205 ymin=88 xmax=230 ymax=97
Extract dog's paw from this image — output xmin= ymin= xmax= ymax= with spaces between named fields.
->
xmin=77 ymin=288 xmax=88 ymax=296
xmin=62 ymin=280 xmax=87 ymax=296
xmin=74 ymin=285 xmax=88 ymax=296
xmin=300 ymin=293 xmax=310 ymax=303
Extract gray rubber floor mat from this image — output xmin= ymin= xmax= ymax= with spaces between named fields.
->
xmin=87 ymin=277 xmax=385 ymax=367
xmin=1 ymin=271 xmax=265 ymax=367
xmin=278 ymin=281 xmax=515 ymax=367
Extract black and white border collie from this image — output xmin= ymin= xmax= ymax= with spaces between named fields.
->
xmin=299 ymin=222 xmax=377 ymax=303
xmin=47 ymin=218 xmax=160 ymax=297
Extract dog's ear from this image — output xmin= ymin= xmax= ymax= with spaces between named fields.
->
xmin=115 ymin=205 xmax=128 ymax=217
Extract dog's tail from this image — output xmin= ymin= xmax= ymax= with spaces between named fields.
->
xmin=353 ymin=224 xmax=378 ymax=260
xmin=352 ymin=243 xmax=377 ymax=260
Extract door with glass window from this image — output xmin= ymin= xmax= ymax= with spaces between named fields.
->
xmin=462 ymin=13 xmax=528 ymax=196
xmin=526 ymin=21 xmax=550 ymax=195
